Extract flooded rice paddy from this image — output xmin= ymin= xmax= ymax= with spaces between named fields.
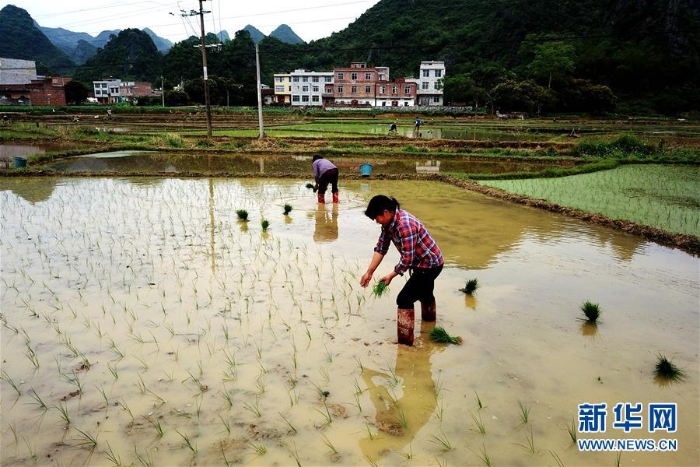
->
xmin=1 ymin=178 xmax=698 ymax=466
xmin=37 ymin=151 xmax=570 ymax=176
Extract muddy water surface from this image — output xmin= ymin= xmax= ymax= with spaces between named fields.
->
xmin=1 ymin=178 xmax=697 ymax=466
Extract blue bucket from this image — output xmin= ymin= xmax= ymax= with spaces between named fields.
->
xmin=13 ymin=156 xmax=27 ymax=168
xmin=360 ymin=163 xmax=372 ymax=176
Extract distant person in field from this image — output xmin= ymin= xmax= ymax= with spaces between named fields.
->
xmin=312 ymin=155 xmax=339 ymax=204
xmin=360 ymin=195 xmax=444 ymax=346
xmin=389 ymin=121 xmax=397 ymax=134
xmin=414 ymin=117 xmax=422 ymax=134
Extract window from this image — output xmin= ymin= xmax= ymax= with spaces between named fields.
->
xmin=392 ymin=86 xmax=397 ymax=94
xmin=302 ymin=77 xmax=308 ymax=82
xmin=365 ymin=85 xmax=371 ymax=93
xmin=275 ymin=86 xmax=285 ymax=92
xmin=275 ymin=76 xmax=285 ymax=82
xmin=302 ymin=86 xmax=309 ymax=92
xmin=351 ymin=72 xmax=358 ymax=80
xmin=312 ymin=95 xmax=320 ymax=102
xmin=433 ymin=82 xmax=440 ymax=90
xmin=292 ymin=95 xmax=300 ymax=102
xmin=337 ymin=85 xmax=344 ymax=93
xmin=325 ymin=76 xmax=332 ymax=82
xmin=433 ymin=96 xmax=441 ymax=103
xmin=423 ymin=70 xmax=429 ymax=78
xmin=292 ymin=77 xmax=299 ymax=82
xmin=380 ymin=86 xmax=385 ymax=94
xmin=435 ymin=70 xmax=442 ymax=77
xmin=312 ymin=86 xmax=319 ymax=92
xmin=312 ymin=76 xmax=319 ymax=82
xmin=365 ymin=73 xmax=372 ymax=80
xmin=302 ymin=95 xmax=309 ymax=102
xmin=422 ymin=82 xmax=429 ymax=90
xmin=337 ymin=72 xmax=344 ymax=80
xmin=351 ymin=85 xmax=357 ymax=94
xmin=404 ymin=86 xmax=411 ymax=95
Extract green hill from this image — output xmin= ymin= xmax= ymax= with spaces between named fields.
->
xmin=0 ymin=5 xmax=75 ymax=75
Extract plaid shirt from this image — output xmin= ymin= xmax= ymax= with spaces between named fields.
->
xmin=375 ymin=208 xmax=443 ymax=275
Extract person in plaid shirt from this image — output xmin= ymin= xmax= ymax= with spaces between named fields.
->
xmin=360 ymin=195 xmax=444 ymax=346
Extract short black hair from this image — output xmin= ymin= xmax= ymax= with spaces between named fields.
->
xmin=364 ymin=195 xmax=399 ymax=219
xmin=312 ymin=155 xmax=323 ymax=162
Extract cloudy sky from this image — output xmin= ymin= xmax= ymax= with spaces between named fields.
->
xmin=5 ymin=0 xmax=382 ymax=43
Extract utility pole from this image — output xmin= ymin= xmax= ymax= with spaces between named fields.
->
xmin=181 ymin=1 xmax=212 ymax=137
xmin=255 ymin=43 xmax=264 ymax=139
xmin=161 ymin=76 xmax=165 ymax=107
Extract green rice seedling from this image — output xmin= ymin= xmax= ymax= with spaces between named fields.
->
xmin=243 ymin=399 xmax=261 ymax=417
xmin=430 ymin=431 xmax=453 ymax=451
xmin=549 ymin=450 xmax=565 ymax=467
xmin=655 ymin=353 xmax=686 ymax=381
xmin=107 ymin=362 xmax=118 ymax=380
xmin=430 ymin=326 xmax=463 ymax=345
xmin=399 ymin=444 xmax=413 ymax=460
xmin=615 ymin=452 xmax=622 ymax=467
xmin=364 ymin=422 xmax=376 ymax=440
xmin=471 ymin=411 xmax=486 ymax=434
xmin=371 ymin=280 xmax=389 ymax=297
xmin=475 ymin=390 xmax=486 ymax=410
xmin=515 ymin=426 xmax=537 ymax=455
xmin=261 ymin=219 xmax=270 ymax=231
xmin=134 ymin=447 xmax=155 ymax=467
xmin=567 ymin=417 xmax=577 ymax=443
xmin=176 ymin=430 xmax=198 ymax=455
xmin=397 ymin=409 xmax=409 ymax=429
xmin=290 ymin=442 xmax=302 ymax=467
xmin=236 ymin=209 xmax=249 ymax=221
xmin=283 ymin=204 xmax=293 ymax=215
xmin=28 ymin=388 xmax=49 ymax=411
xmin=471 ymin=443 xmax=492 ymax=467
xmin=0 ymin=370 xmax=22 ymax=396
xmin=74 ymin=427 xmax=98 ymax=449
xmin=249 ymin=441 xmax=267 ymax=455
xmin=580 ymin=300 xmax=602 ymax=324
xmin=305 ymin=183 xmax=314 ymax=189
xmin=104 ymin=442 xmax=122 ymax=466
xmin=54 ymin=401 xmax=71 ymax=425
xmin=278 ymin=412 xmax=297 ymax=434
xmin=21 ymin=436 xmax=36 ymax=464
xmin=517 ymin=399 xmax=531 ymax=424
xmin=321 ymin=433 xmax=338 ymax=456
xmin=219 ymin=414 xmax=231 ymax=434
xmin=95 ymin=385 xmax=109 ymax=407
xmin=315 ymin=403 xmax=333 ymax=424
xmin=459 ymin=278 xmax=479 ymax=295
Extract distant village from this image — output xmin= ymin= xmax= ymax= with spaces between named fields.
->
xmin=0 ymin=57 xmax=445 ymax=109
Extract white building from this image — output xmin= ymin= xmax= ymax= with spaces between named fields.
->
xmin=416 ymin=61 xmax=445 ymax=106
xmin=289 ymin=69 xmax=333 ymax=107
xmin=93 ymin=79 xmax=122 ymax=104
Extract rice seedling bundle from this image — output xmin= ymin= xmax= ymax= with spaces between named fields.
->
xmin=430 ymin=326 xmax=463 ymax=345
xmin=372 ymin=281 xmax=389 ymax=297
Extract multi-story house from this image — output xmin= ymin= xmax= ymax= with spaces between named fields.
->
xmin=375 ymin=77 xmax=416 ymax=107
xmin=333 ymin=62 xmax=388 ymax=106
xmin=416 ymin=61 xmax=445 ymax=106
xmin=273 ymin=73 xmax=291 ymax=104
xmin=119 ymin=81 xmax=154 ymax=102
xmin=93 ymin=79 xmax=122 ymax=104
xmin=289 ymin=69 xmax=333 ymax=107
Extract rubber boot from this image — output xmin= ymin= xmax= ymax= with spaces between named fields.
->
xmin=421 ymin=300 xmax=436 ymax=322
xmin=397 ymin=308 xmax=415 ymax=346
xmin=317 ymin=192 xmax=325 ymax=203
xmin=332 ymin=191 xmax=339 ymax=204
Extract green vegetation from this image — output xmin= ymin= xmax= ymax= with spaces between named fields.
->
xmin=371 ymin=281 xmax=389 ymax=298
xmin=654 ymin=354 xmax=686 ymax=382
xmin=579 ymin=301 xmax=602 ymax=324
xmin=479 ymin=165 xmax=700 ymax=237
xmin=429 ymin=327 xmax=463 ymax=345
xmin=460 ymin=278 xmax=479 ymax=295
xmin=236 ymin=210 xmax=249 ymax=221
xmin=283 ymin=204 xmax=293 ymax=215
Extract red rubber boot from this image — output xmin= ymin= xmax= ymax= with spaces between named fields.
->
xmin=397 ymin=308 xmax=415 ymax=346
xmin=317 ymin=192 xmax=325 ymax=203
xmin=332 ymin=191 xmax=339 ymax=203
xmin=421 ymin=300 xmax=436 ymax=322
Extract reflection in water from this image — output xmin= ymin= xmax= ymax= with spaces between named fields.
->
xmin=464 ymin=294 xmax=478 ymax=310
xmin=313 ymin=203 xmax=339 ymax=243
xmin=580 ymin=322 xmax=599 ymax=337
xmin=0 ymin=177 xmax=58 ymax=204
xmin=416 ymin=160 xmax=440 ymax=174
xmin=360 ymin=322 xmax=446 ymax=461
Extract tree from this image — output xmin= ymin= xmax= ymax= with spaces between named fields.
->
xmin=64 ymin=80 xmax=89 ymax=105
xmin=522 ymin=36 xmax=575 ymax=88
xmin=491 ymin=79 xmax=556 ymax=115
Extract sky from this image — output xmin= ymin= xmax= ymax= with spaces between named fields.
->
xmin=4 ymin=0 xmax=382 ymax=43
